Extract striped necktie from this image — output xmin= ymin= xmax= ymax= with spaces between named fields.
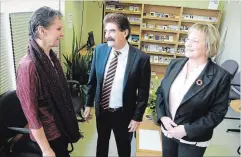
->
xmin=101 ymin=50 xmax=121 ymax=110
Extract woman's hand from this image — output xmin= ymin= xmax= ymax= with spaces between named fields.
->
xmin=161 ymin=116 xmax=177 ymax=131
xmin=42 ymin=148 xmax=55 ymax=157
xmin=167 ymin=125 xmax=187 ymax=140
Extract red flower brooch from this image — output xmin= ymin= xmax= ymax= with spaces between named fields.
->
xmin=196 ymin=79 xmax=203 ymax=86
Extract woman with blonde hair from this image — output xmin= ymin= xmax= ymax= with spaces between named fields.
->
xmin=155 ymin=23 xmax=231 ymax=157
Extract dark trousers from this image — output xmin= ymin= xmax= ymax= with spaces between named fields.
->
xmin=162 ymin=133 xmax=206 ymax=157
xmin=96 ymin=108 xmax=133 ymax=157
xmin=49 ymin=136 xmax=70 ymax=157
xmin=32 ymin=136 xmax=70 ymax=157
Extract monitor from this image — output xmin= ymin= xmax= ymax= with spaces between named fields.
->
xmin=87 ymin=31 xmax=95 ymax=48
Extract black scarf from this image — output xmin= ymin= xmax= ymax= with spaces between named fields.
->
xmin=28 ymin=38 xmax=82 ymax=143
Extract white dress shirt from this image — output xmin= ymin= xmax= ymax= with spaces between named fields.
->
xmin=103 ymin=42 xmax=129 ymax=108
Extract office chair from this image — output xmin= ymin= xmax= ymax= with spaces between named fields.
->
xmin=224 ymin=72 xmax=240 ymax=155
xmin=220 ymin=60 xmax=239 ymax=78
xmin=225 ymin=72 xmax=240 ymax=129
xmin=0 ymin=90 xmax=41 ymax=157
xmin=67 ymin=80 xmax=86 ymax=122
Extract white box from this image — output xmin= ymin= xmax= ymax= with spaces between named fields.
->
xmin=154 ymin=56 xmax=159 ymax=63
xmin=142 ymin=23 xmax=147 ymax=28
xmin=150 ymin=11 xmax=156 ymax=17
xmin=106 ymin=5 xmax=115 ymax=10
xmin=144 ymin=34 xmax=149 ymax=40
xmin=135 ymin=18 xmax=141 ymax=23
xmin=159 ymin=56 xmax=164 ymax=63
xmin=148 ymin=34 xmax=154 ymax=40
xmin=149 ymin=44 xmax=158 ymax=52
xmin=169 ymin=36 xmax=174 ymax=42
xmin=150 ymin=55 xmax=154 ymax=63
xmin=129 ymin=6 xmax=134 ymax=11
xmin=144 ymin=44 xmax=149 ymax=51
xmin=147 ymin=24 xmax=155 ymax=28
xmin=134 ymin=6 xmax=140 ymax=12
xmin=163 ymin=57 xmax=169 ymax=64
xmin=158 ymin=46 xmax=163 ymax=52
xmin=170 ymin=48 xmax=175 ymax=53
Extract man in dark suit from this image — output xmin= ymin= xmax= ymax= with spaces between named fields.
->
xmin=84 ymin=13 xmax=151 ymax=157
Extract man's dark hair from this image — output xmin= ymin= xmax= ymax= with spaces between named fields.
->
xmin=103 ymin=13 xmax=131 ymax=40
xmin=29 ymin=6 xmax=62 ymax=39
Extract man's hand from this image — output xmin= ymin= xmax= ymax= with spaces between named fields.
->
xmin=167 ymin=125 xmax=187 ymax=139
xmin=160 ymin=116 xmax=177 ymax=131
xmin=128 ymin=120 xmax=140 ymax=132
xmin=84 ymin=107 xmax=93 ymax=122
xmin=42 ymin=148 xmax=55 ymax=157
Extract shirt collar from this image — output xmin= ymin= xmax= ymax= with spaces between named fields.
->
xmin=112 ymin=42 xmax=129 ymax=56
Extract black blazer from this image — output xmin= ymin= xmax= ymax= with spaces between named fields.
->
xmin=86 ymin=43 xmax=151 ymax=124
xmin=156 ymin=58 xmax=232 ymax=142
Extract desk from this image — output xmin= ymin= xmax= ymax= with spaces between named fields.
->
xmin=228 ymin=99 xmax=240 ymax=154
xmin=79 ymin=48 xmax=88 ymax=55
xmin=136 ymin=117 xmax=162 ymax=156
xmin=79 ymin=45 xmax=96 ymax=55
xmin=230 ymin=100 xmax=240 ymax=113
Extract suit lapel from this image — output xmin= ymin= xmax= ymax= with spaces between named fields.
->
xmin=180 ymin=58 xmax=214 ymax=106
xmin=100 ymin=45 xmax=112 ymax=83
xmin=123 ymin=45 xmax=137 ymax=89
xmin=164 ymin=58 xmax=188 ymax=112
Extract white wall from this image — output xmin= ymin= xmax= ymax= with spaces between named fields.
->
xmin=0 ymin=0 xmax=61 ymax=89
xmin=1 ymin=0 xmax=59 ymax=13
xmin=218 ymin=1 xmax=241 ymax=66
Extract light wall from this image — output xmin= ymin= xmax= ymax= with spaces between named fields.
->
xmin=84 ymin=1 xmax=104 ymax=46
xmin=61 ymin=1 xmax=87 ymax=59
xmin=218 ymin=1 xmax=240 ymax=66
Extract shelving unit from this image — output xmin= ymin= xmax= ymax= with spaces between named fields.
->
xmin=103 ymin=2 xmax=221 ymax=74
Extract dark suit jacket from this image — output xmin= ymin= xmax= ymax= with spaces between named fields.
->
xmin=156 ymin=58 xmax=232 ymax=142
xmin=86 ymin=43 xmax=151 ymax=124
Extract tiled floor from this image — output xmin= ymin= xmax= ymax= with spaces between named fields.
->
xmin=71 ymin=107 xmax=240 ymax=157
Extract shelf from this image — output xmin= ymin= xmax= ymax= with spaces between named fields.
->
xmin=142 ymin=28 xmax=178 ymax=33
xmin=178 ymin=42 xmax=185 ymax=46
xmin=181 ymin=19 xmax=218 ymax=25
xmin=145 ymin=51 xmax=175 ymax=56
xmin=104 ymin=2 xmax=221 ymax=74
xmin=179 ymin=31 xmax=188 ymax=35
xmin=129 ymin=42 xmax=139 ymax=46
xmin=131 ymin=31 xmax=140 ymax=35
xmin=143 ymin=16 xmax=180 ymax=21
xmin=105 ymin=10 xmax=141 ymax=15
xmin=151 ymin=62 xmax=169 ymax=66
xmin=131 ymin=33 xmax=140 ymax=36
xmin=176 ymin=53 xmax=185 ymax=57
xmin=141 ymin=39 xmax=176 ymax=45
xmin=130 ymin=22 xmax=141 ymax=25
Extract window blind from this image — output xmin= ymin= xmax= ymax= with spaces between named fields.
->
xmin=9 ymin=12 xmax=60 ymax=73
xmin=0 ymin=13 xmax=13 ymax=95
xmin=9 ymin=12 xmax=32 ymax=72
